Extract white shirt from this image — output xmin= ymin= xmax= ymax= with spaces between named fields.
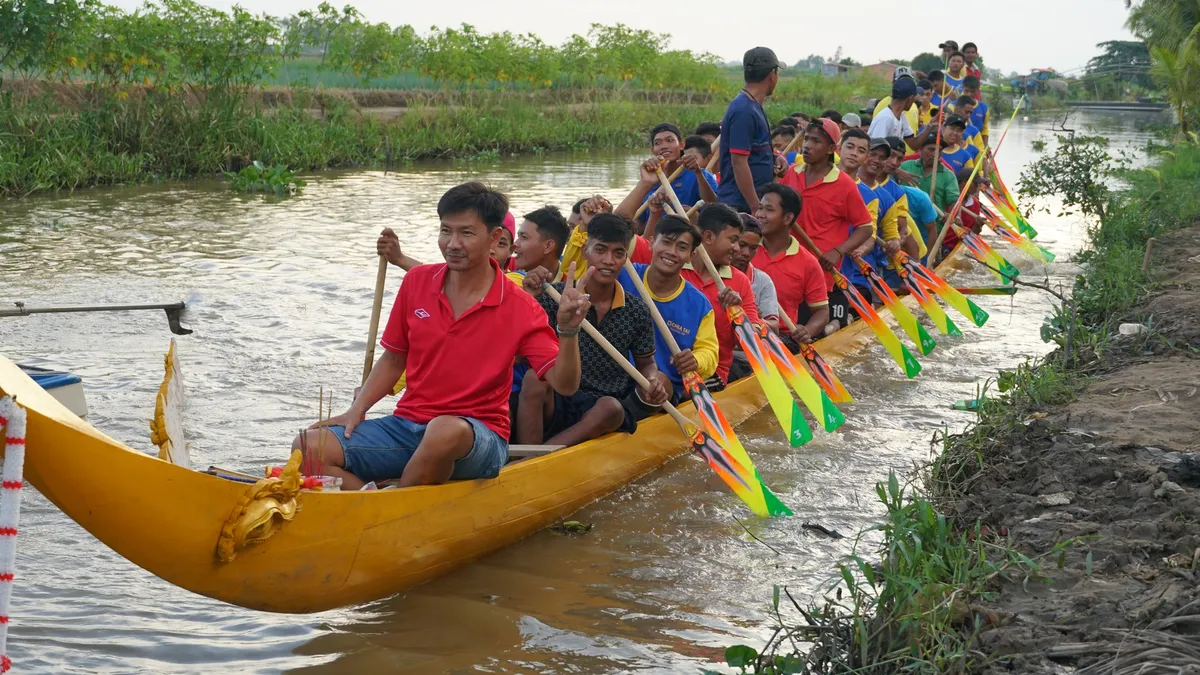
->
xmin=868 ymin=107 xmax=915 ymax=140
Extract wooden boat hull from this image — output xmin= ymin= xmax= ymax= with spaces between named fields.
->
xmin=0 ymin=250 xmax=968 ymax=614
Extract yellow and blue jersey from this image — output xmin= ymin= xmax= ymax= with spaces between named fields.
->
xmin=617 ymin=263 xmax=718 ymax=397
xmin=942 ymin=143 xmax=980 ymax=173
xmin=637 ymin=168 xmax=718 ymax=224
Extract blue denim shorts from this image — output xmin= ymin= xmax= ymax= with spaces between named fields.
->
xmin=326 ymin=415 xmax=507 ymax=484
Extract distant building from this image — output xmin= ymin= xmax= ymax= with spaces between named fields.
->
xmin=864 ymin=62 xmax=904 ymax=79
xmin=821 ymin=62 xmax=856 ymax=78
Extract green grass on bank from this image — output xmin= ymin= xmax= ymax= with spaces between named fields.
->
xmin=718 ymin=139 xmax=1200 ymax=674
xmin=0 ymin=75 xmax=875 ymax=197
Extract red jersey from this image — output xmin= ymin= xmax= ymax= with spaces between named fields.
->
xmin=946 ymin=197 xmax=982 ymax=251
xmin=681 ymin=263 xmax=759 ymax=383
xmin=752 ymin=236 xmax=829 ymax=324
xmin=779 ymin=164 xmax=874 ymax=290
xmin=381 ymin=258 xmax=560 ymax=439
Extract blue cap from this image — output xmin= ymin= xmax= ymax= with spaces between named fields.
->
xmin=892 ymin=77 xmax=918 ymax=99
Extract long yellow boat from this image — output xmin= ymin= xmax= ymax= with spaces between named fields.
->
xmin=0 ymin=250 xmax=969 ymax=614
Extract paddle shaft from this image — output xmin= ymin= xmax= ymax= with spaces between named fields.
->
xmin=361 ymin=257 xmax=388 ymax=386
xmin=706 ymin=139 xmax=721 ymax=172
xmin=0 ymin=301 xmax=184 ymax=316
xmin=622 ymin=260 xmax=685 ymax=355
xmin=928 ymin=55 xmax=950 ymax=202
xmin=655 ymin=169 xmax=728 ymax=291
xmin=541 ymin=285 xmax=693 ymax=430
xmin=634 ymin=165 xmax=686 ymax=218
xmin=929 ymin=96 xmax=1024 ymax=265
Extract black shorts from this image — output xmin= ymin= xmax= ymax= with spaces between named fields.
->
xmin=797 ymin=284 xmax=871 ymax=329
xmin=547 ymin=390 xmax=637 ymax=437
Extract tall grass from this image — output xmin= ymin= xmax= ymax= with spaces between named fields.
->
xmin=0 ymin=78 xmax=868 ymax=197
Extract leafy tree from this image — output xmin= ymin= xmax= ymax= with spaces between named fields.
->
xmin=0 ymin=0 xmax=90 ymax=86
xmin=1086 ymin=40 xmax=1153 ymax=89
xmin=1149 ymin=42 xmax=1198 ymax=134
xmin=791 ymin=53 xmax=827 ymax=72
xmin=1125 ymin=0 xmax=1200 ymax=51
xmin=882 ymin=58 xmax=911 ymax=67
xmin=911 ymin=52 xmax=944 ymax=74
xmin=838 ymin=56 xmax=861 ymax=67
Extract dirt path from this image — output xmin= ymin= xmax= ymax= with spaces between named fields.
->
xmin=955 ymin=225 xmax=1200 ymax=673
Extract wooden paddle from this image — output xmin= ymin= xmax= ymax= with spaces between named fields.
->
xmin=929 ymin=96 xmax=1024 ymax=264
xmin=654 ymin=169 xmax=812 ymax=445
xmin=633 ymin=165 xmax=686 ymax=219
xmin=775 ymin=312 xmax=853 ymax=404
xmin=791 ymin=225 xmax=922 ymax=377
xmin=706 ymin=139 xmax=721 ymax=173
xmin=361 ymin=257 xmax=388 ymax=385
xmin=540 ymin=284 xmax=789 ymax=518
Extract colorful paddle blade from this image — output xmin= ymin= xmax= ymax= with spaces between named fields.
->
xmin=834 ymin=271 xmax=921 ymax=378
xmin=957 ymin=226 xmax=1020 ymax=283
xmin=982 ymin=206 xmax=1056 ymax=263
xmin=984 ymin=186 xmax=1039 ymax=239
xmin=897 ymin=252 xmax=990 ymax=327
xmin=727 ymin=307 xmax=811 ymax=448
xmin=898 ymin=263 xmax=962 ymax=337
xmin=758 ymin=325 xmax=845 ymax=432
xmin=798 ymin=342 xmax=854 ymax=404
xmin=955 ymin=286 xmax=1017 ymax=296
xmin=853 ymin=257 xmax=937 ymax=355
xmin=684 ymin=373 xmax=792 ymax=517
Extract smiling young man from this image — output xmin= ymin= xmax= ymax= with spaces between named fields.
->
xmin=625 ymin=123 xmax=718 ymax=227
xmin=618 ymin=215 xmax=718 ymax=415
xmin=779 ymin=118 xmax=875 ymax=327
xmin=680 ymin=203 xmax=760 ymax=388
xmin=295 ymin=183 xmax=589 ymax=490
xmin=507 ymin=206 xmax=570 ymax=284
xmin=752 ymin=182 xmax=830 ymax=345
xmin=939 ymin=114 xmax=981 ymax=174
xmin=518 ymin=214 xmax=666 ymax=446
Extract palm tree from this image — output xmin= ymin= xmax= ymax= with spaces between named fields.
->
xmin=1126 ymin=0 xmax=1200 ymax=51
xmin=1149 ymin=42 xmax=1198 ymax=135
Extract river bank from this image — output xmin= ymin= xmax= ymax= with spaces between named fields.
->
xmin=0 ymin=77 xmax=869 ymax=198
xmin=719 ymin=137 xmax=1200 ymax=673
xmin=946 ymin=221 xmax=1200 ymax=673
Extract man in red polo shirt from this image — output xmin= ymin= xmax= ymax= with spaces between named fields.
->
xmin=294 ymin=182 xmax=590 ymax=490
xmin=779 ymin=117 xmax=875 ymax=329
xmin=680 ymin=203 xmax=760 ymax=388
xmin=752 ymin=182 xmax=830 ymax=344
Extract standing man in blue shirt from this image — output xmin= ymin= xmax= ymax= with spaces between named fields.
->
xmin=717 ymin=47 xmax=780 ymax=214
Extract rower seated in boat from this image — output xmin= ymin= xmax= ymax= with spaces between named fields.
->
xmin=617 ymin=214 xmax=719 ymax=417
xmin=294 ymin=183 xmax=591 ymax=490
xmin=516 ymin=213 xmax=668 ymax=446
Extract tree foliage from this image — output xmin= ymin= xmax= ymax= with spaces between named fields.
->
xmin=1125 ymin=0 xmax=1200 ymax=132
xmin=911 ymin=52 xmax=944 ymax=74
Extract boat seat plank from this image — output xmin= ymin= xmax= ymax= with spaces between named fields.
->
xmin=508 ymin=445 xmax=566 ymax=458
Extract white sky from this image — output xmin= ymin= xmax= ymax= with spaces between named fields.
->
xmin=109 ymin=0 xmax=1136 ymax=75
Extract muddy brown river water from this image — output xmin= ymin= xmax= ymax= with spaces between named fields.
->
xmin=0 ymin=109 xmax=1164 ymax=673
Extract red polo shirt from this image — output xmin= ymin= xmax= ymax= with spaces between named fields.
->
xmin=752 ymin=236 xmax=828 ymax=324
xmin=779 ymin=165 xmax=874 ymax=290
xmin=680 ymin=263 xmax=759 ymax=383
xmin=381 ymin=258 xmax=559 ymax=439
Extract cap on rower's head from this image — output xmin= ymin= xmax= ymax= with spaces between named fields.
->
xmin=944 ymin=114 xmax=968 ymax=128
xmin=809 ymin=117 xmax=841 ymax=146
xmin=842 ymin=113 xmax=862 ymax=128
xmin=892 ymin=77 xmax=918 ymax=99
xmin=919 ymin=134 xmax=949 ymax=149
xmin=501 ymin=211 xmax=516 ymax=239
xmin=743 ymin=47 xmax=780 ymax=77
xmin=892 ymin=66 xmax=914 ymax=82
xmin=939 ymin=40 xmax=959 ymax=50
xmin=860 ymin=99 xmax=878 ymax=115
xmin=884 ymin=136 xmax=906 ymax=154
xmin=868 ymin=137 xmax=892 ymax=157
